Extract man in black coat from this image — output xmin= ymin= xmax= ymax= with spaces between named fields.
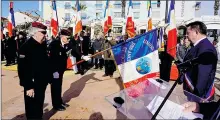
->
xmin=71 ymin=34 xmax=85 ymax=75
xmin=17 ymin=22 xmax=51 ymax=119
xmin=4 ymin=33 xmax=16 ymax=66
xmin=48 ymin=29 xmax=71 ymax=111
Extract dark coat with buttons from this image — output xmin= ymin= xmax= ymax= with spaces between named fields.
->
xmin=17 ymin=37 xmax=51 ymax=90
xmin=48 ymin=38 xmax=71 ymax=73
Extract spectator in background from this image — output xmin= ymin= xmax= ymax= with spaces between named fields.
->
xmin=102 ymin=35 xmax=117 ymax=78
xmin=93 ymin=34 xmax=104 ymax=70
xmin=176 ymin=37 xmax=192 ymax=63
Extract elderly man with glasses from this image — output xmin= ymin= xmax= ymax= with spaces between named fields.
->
xmin=17 ymin=22 xmax=51 ymax=119
xmin=48 ymin=29 xmax=72 ymax=111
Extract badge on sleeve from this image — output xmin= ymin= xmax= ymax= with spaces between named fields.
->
xmin=19 ymin=54 xmax=25 ymax=58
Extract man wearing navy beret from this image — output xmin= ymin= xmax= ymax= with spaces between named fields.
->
xmin=48 ymin=29 xmax=71 ymax=111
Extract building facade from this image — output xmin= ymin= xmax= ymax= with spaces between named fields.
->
xmin=42 ymin=1 xmax=203 ymax=36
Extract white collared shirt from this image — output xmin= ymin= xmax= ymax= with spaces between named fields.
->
xmin=193 ymin=37 xmax=206 ymax=47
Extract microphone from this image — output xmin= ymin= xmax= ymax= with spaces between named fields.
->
xmin=177 ymin=57 xmax=199 ymax=68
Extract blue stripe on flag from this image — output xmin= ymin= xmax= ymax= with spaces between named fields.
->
xmin=112 ymin=29 xmax=158 ymax=65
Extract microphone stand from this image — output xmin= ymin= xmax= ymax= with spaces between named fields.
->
xmin=151 ymin=63 xmax=187 ymax=120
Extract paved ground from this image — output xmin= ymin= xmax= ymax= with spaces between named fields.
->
xmin=1 ymin=61 xmax=220 ymax=119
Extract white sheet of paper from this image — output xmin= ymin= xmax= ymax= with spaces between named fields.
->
xmin=146 ymin=96 xmax=204 ymax=119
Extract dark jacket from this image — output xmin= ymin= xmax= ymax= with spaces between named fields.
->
xmin=70 ymin=37 xmax=82 ymax=59
xmin=182 ymin=38 xmax=218 ymax=100
xmin=176 ymin=44 xmax=191 ymax=62
xmin=17 ymin=37 xmax=51 ymax=90
xmin=92 ymin=39 xmax=104 ymax=59
xmin=48 ymin=39 xmax=70 ymax=73
xmin=82 ymin=36 xmax=90 ymax=55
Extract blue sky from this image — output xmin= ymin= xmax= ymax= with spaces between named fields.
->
xmin=1 ymin=1 xmax=42 ymax=18
xmin=1 ymin=1 xmax=219 ymax=18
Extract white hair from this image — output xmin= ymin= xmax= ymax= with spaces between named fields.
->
xmin=28 ymin=27 xmax=45 ymax=37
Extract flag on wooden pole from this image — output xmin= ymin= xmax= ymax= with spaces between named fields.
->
xmin=8 ymin=1 xmax=15 ymax=37
xmin=74 ymin=0 xmax=82 ymax=36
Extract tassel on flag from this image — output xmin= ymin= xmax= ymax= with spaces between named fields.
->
xmin=74 ymin=0 xmax=82 ymax=36
xmin=126 ymin=0 xmax=136 ymax=38
xmin=147 ymin=0 xmax=152 ymax=31
xmin=8 ymin=1 xmax=15 ymax=37
xmin=51 ymin=0 xmax=59 ymax=38
xmin=166 ymin=0 xmax=177 ymax=58
xmin=103 ymin=0 xmax=112 ymax=36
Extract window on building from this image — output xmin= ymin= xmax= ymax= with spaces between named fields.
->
xmin=64 ymin=2 xmax=71 ymax=9
xmin=95 ymin=3 xmax=102 ymax=9
xmin=114 ymin=12 xmax=121 ymax=18
xmin=114 ymin=2 xmax=122 ymax=9
xmin=133 ymin=12 xmax=140 ymax=19
xmin=157 ymin=0 xmax=160 ymax=8
xmin=133 ymin=2 xmax=141 ymax=9
xmin=151 ymin=1 xmax=160 ymax=8
xmin=113 ymin=27 xmax=122 ymax=34
xmin=65 ymin=13 xmax=71 ymax=21
xmin=81 ymin=12 xmax=87 ymax=19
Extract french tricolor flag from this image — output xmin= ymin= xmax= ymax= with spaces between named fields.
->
xmin=51 ymin=0 xmax=59 ymax=38
xmin=103 ymin=0 xmax=112 ymax=36
xmin=126 ymin=0 xmax=136 ymax=38
xmin=166 ymin=0 xmax=177 ymax=58
xmin=8 ymin=1 xmax=15 ymax=37
xmin=74 ymin=0 xmax=82 ymax=36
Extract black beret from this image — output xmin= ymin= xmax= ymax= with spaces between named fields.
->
xmin=32 ymin=22 xmax=47 ymax=30
xmin=60 ymin=29 xmax=71 ymax=36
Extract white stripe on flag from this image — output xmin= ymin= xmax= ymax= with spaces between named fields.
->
xmin=118 ymin=50 xmax=160 ymax=83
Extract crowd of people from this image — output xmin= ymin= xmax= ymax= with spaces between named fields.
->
xmin=1 ymin=20 xmax=220 ymax=119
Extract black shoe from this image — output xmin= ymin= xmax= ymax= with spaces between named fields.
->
xmin=53 ymin=106 xmax=66 ymax=111
xmin=62 ymin=103 xmax=70 ymax=108
xmin=5 ymin=64 xmax=10 ymax=66
xmin=75 ymin=72 xmax=81 ymax=74
xmin=94 ymin=67 xmax=98 ymax=69
xmin=80 ymin=71 xmax=85 ymax=75
xmin=100 ymin=67 xmax=103 ymax=70
xmin=102 ymin=74 xmax=108 ymax=77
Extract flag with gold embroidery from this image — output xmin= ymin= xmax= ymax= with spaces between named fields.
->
xmin=126 ymin=0 xmax=136 ymax=38
xmin=103 ymin=0 xmax=112 ymax=36
xmin=111 ymin=29 xmax=160 ymax=88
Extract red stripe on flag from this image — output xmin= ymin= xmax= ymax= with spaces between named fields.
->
xmin=75 ymin=20 xmax=82 ymax=35
xmin=126 ymin=17 xmax=136 ymax=38
xmin=124 ymin=72 xmax=159 ymax=88
xmin=7 ymin=22 xmax=13 ymax=37
xmin=167 ymin=28 xmax=177 ymax=58
xmin=51 ymin=19 xmax=58 ymax=37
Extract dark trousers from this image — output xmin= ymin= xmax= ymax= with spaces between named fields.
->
xmin=24 ymin=85 xmax=47 ymax=119
xmin=76 ymin=57 xmax=85 ymax=73
xmin=159 ymin=52 xmax=173 ymax=82
xmin=51 ymin=71 xmax=64 ymax=108
xmin=5 ymin=50 xmax=16 ymax=64
xmin=94 ymin=58 xmax=104 ymax=68
xmin=104 ymin=60 xmax=115 ymax=76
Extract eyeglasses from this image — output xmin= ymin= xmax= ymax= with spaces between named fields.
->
xmin=39 ymin=31 xmax=47 ymax=35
